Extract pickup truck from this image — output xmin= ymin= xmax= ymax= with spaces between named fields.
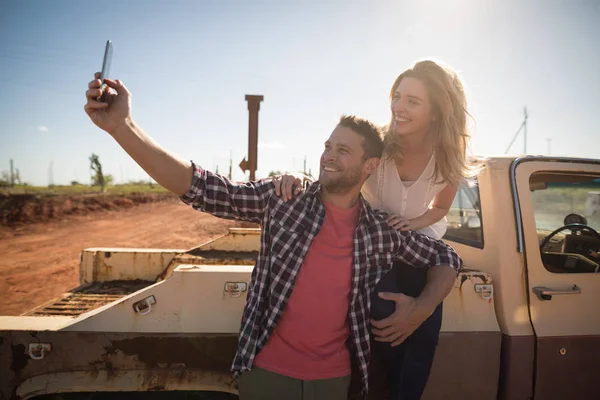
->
xmin=1 ymin=155 xmax=599 ymax=400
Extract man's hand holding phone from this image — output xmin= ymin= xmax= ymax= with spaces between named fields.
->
xmin=84 ymin=40 xmax=131 ymax=136
xmin=83 ymin=40 xmax=194 ymax=197
xmin=84 ymin=73 xmax=131 ymax=136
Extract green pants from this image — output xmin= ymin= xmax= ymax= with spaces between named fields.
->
xmin=238 ymin=366 xmax=351 ymax=400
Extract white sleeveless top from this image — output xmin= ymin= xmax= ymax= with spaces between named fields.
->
xmin=361 ymin=155 xmax=448 ymax=240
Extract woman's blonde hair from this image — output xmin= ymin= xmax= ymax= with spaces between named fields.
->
xmin=383 ymin=60 xmax=479 ymax=187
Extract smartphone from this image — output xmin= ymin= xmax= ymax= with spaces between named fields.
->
xmin=97 ymin=40 xmax=113 ymax=101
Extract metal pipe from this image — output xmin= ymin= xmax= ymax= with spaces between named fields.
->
xmin=245 ymin=95 xmax=264 ymax=181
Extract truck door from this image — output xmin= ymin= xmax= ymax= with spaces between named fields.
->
xmin=513 ymin=158 xmax=600 ymax=400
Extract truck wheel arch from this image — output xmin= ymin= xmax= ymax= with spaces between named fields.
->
xmin=16 ymin=369 xmax=238 ymax=399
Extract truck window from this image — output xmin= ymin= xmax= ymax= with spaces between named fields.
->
xmin=530 ymin=172 xmax=600 ymax=273
xmin=444 ymin=182 xmax=484 ymax=248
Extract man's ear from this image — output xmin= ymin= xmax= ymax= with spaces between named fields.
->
xmin=364 ymin=157 xmax=380 ymax=175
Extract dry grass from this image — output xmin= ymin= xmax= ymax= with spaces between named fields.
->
xmin=1 ymin=183 xmax=169 ymax=196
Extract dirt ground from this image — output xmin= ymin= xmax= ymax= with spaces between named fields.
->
xmin=0 ymin=201 xmax=240 ymax=316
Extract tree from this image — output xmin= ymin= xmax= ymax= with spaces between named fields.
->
xmin=89 ymin=153 xmax=106 ymax=192
xmin=268 ymin=170 xmax=283 ymax=177
xmin=0 ymin=171 xmax=9 ymax=187
xmin=14 ymin=169 xmax=22 ymax=185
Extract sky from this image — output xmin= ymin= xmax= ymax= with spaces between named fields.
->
xmin=1 ymin=0 xmax=599 ymax=186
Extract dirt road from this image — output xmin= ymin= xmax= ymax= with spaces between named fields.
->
xmin=0 ymin=201 xmax=240 ymax=316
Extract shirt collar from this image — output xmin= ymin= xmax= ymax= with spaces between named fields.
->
xmin=305 ymin=181 xmax=377 ymax=227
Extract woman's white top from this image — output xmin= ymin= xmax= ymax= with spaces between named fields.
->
xmin=361 ymin=154 xmax=448 ymax=240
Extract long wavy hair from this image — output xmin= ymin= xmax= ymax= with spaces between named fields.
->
xmin=383 ymin=60 xmax=480 ymax=187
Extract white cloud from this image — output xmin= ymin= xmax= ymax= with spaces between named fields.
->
xmin=37 ymin=125 xmax=49 ymax=132
xmin=258 ymin=142 xmax=284 ymax=149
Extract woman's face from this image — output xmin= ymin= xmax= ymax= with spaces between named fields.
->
xmin=390 ymin=76 xmax=434 ymax=138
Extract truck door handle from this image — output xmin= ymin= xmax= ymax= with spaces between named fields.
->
xmin=533 ymin=285 xmax=581 ymax=301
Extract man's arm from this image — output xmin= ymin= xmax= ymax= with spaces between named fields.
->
xmin=371 ymin=227 xmax=462 ymax=346
xmin=84 ymin=75 xmax=273 ymax=222
xmin=85 ymin=75 xmax=192 ymax=196
xmin=112 ymin=118 xmax=193 ymax=196
xmin=372 ymin=265 xmax=455 ymax=346
xmin=391 ymin=228 xmax=462 ymax=275
xmin=181 ymin=163 xmax=274 ymax=223
xmin=415 ymin=265 xmax=456 ymax=313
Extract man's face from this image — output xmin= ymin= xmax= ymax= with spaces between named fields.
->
xmin=319 ymin=126 xmax=374 ymax=193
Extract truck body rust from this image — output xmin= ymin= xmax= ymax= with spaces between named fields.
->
xmin=1 ymin=331 xmax=239 ymax=399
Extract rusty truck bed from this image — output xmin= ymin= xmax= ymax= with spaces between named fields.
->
xmin=26 ymin=280 xmax=154 ymax=317
xmin=25 ymin=249 xmax=259 ymax=318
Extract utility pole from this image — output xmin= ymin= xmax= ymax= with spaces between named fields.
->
xmin=229 ymin=150 xmax=233 ymax=180
xmin=303 ymin=156 xmax=307 ymax=175
xmin=505 ymin=107 xmax=529 ymax=154
xmin=523 ymin=107 xmax=528 ymax=154
xmin=9 ymin=159 xmax=14 ymax=187
xmin=547 ymin=138 xmax=552 ymax=156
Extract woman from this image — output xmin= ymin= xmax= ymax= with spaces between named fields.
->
xmin=365 ymin=59 xmax=478 ymax=400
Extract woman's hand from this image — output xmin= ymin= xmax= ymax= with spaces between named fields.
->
xmin=386 ymin=214 xmax=413 ymax=231
xmin=273 ymin=174 xmax=306 ymax=202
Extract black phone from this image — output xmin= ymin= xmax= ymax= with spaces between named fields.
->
xmin=97 ymin=40 xmax=113 ymax=101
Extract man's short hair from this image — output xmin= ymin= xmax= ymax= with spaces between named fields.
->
xmin=337 ymin=115 xmax=384 ymax=160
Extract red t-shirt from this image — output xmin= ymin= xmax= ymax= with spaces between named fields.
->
xmin=254 ymin=200 xmax=359 ymax=379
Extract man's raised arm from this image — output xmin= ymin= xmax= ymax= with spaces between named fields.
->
xmin=85 ymin=74 xmax=192 ymax=196
xmin=84 ymin=74 xmax=272 ymax=223
xmin=111 ymin=118 xmax=193 ymax=197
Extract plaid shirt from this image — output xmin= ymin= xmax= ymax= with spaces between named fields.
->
xmin=180 ymin=163 xmax=462 ymax=398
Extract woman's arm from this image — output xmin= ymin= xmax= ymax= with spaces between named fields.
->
xmin=409 ymin=184 xmax=457 ymax=230
xmin=388 ymin=184 xmax=457 ymax=231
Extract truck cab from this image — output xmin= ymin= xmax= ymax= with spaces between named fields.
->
xmin=429 ymin=156 xmax=600 ymax=400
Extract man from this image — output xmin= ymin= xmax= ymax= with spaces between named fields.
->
xmin=84 ymin=74 xmax=461 ymax=400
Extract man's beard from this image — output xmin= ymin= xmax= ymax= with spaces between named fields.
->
xmin=320 ymin=165 xmax=362 ymax=194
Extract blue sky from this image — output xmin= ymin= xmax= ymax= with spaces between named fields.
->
xmin=1 ymin=0 xmax=599 ymax=186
